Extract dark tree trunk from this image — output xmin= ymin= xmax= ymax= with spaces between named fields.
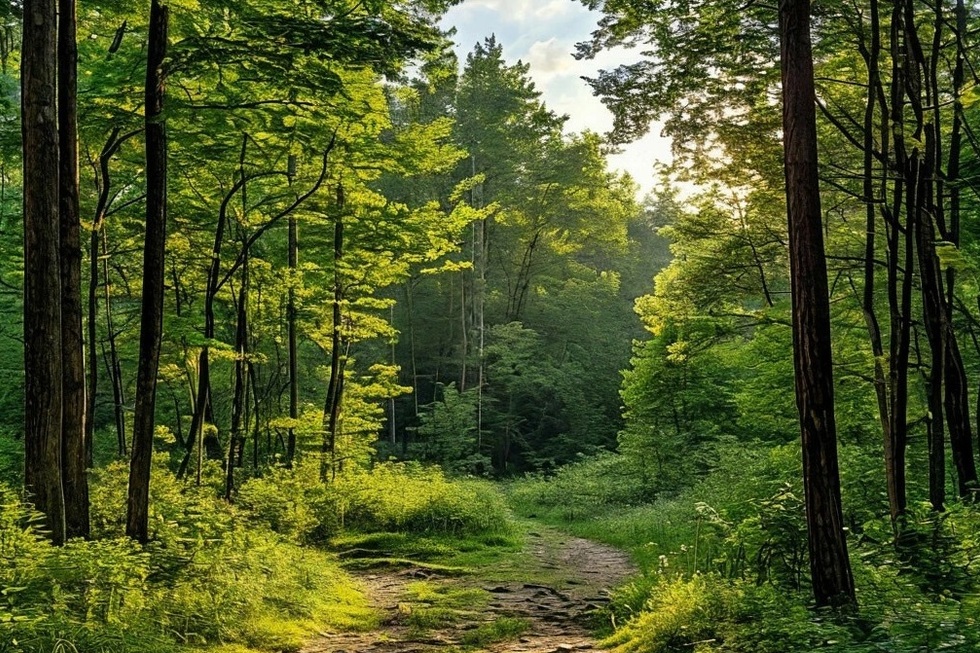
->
xmin=22 ymin=0 xmax=66 ymax=545
xmin=322 ymin=184 xmax=345 ymax=481
xmin=87 ymin=203 xmax=98 ymax=465
xmin=779 ymin=0 xmax=856 ymax=607
xmin=59 ymin=0 xmax=89 ymax=541
xmin=126 ymin=0 xmax=168 ymax=544
xmin=885 ymin=0 xmax=913 ymax=524
xmin=102 ymin=228 xmax=127 ymax=456
xmin=287 ymin=155 xmax=299 ymax=466
xmin=87 ymin=128 xmax=137 ymax=461
xmin=856 ymin=0 xmax=899 ymax=524
xmin=227 ymin=253 xmax=248 ymax=500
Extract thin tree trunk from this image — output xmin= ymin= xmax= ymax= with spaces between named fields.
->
xmin=856 ymin=0 xmax=901 ymax=526
xmin=885 ymin=0 xmax=913 ymax=525
xmin=321 ymin=184 xmax=345 ymax=481
xmin=87 ymin=128 xmax=130 ymax=467
xmin=22 ymin=0 xmax=66 ymax=545
xmin=947 ymin=0 xmax=972 ymax=502
xmin=126 ymin=0 xmax=168 ymax=544
xmin=227 ymin=254 xmax=248 ymax=500
xmin=287 ymin=154 xmax=299 ymax=466
xmin=779 ymin=0 xmax=855 ymax=607
xmin=101 ymin=227 xmax=127 ymax=455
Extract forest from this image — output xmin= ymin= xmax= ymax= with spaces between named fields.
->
xmin=2 ymin=0 xmax=980 ymax=651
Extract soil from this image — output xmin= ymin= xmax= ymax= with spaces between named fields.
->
xmin=302 ymin=527 xmax=636 ymax=653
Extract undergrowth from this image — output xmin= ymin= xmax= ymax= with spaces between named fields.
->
xmin=510 ymin=442 xmax=980 ymax=652
xmin=0 ymin=452 xmax=513 ymax=653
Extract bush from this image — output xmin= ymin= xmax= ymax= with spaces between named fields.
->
xmin=603 ymin=575 xmax=740 ymax=653
xmin=508 ymin=451 xmax=651 ymax=521
xmin=0 ymin=459 xmax=372 ymax=653
xmin=327 ymin=462 xmax=510 ymax=536
xmin=239 ymin=460 xmax=511 ymax=542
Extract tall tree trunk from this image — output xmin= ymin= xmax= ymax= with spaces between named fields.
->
xmin=102 ymin=228 xmax=127 ymax=456
xmin=126 ymin=0 xmax=168 ymax=544
xmin=87 ymin=129 xmax=127 ymax=467
xmin=22 ymin=0 xmax=66 ymax=545
xmin=779 ymin=0 xmax=855 ymax=607
xmin=227 ymin=253 xmax=248 ymax=500
xmin=59 ymin=0 xmax=89 ymax=541
xmin=321 ymin=184 xmax=345 ymax=481
xmin=856 ymin=0 xmax=902 ymax=526
xmin=903 ymin=0 xmax=978 ymax=498
xmin=287 ymin=154 xmax=299 ymax=466
xmin=885 ymin=0 xmax=913 ymax=523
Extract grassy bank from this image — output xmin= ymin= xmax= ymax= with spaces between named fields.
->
xmin=0 ymin=457 xmax=514 ymax=653
xmin=509 ymin=445 xmax=980 ymax=652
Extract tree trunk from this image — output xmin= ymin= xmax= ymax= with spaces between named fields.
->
xmin=22 ymin=0 xmax=66 ymax=545
xmin=87 ymin=128 xmax=128 ymax=467
xmin=227 ymin=253 xmax=248 ymax=500
xmin=287 ymin=154 xmax=299 ymax=466
xmin=102 ymin=228 xmax=127 ymax=456
xmin=59 ymin=0 xmax=89 ymax=541
xmin=126 ymin=0 xmax=168 ymax=544
xmin=321 ymin=184 xmax=345 ymax=481
xmin=885 ymin=0 xmax=913 ymax=524
xmin=779 ymin=0 xmax=856 ymax=607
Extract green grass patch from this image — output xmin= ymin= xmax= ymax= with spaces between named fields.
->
xmin=330 ymin=529 xmax=523 ymax=574
xmin=404 ymin=580 xmax=489 ymax=609
xmin=404 ymin=605 xmax=462 ymax=631
xmin=460 ymin=617 xmax=531 ymax=647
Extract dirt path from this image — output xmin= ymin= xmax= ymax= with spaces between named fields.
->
xmin=303 ymin=527 xmax=636 ymax=653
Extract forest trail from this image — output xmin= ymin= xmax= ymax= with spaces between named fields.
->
xmin=303 ymin=526 xmax=636 ymax=653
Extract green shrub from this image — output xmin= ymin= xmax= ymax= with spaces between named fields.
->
xmin=0 ymin=458 xmax=373 ymax=653
xmin=603 ymin=575 xmax=740 ymax=653
xmin=326 ymin=462 xmax=510 ymax=536
xmin=509 ymin=452 xmax=650 ymax=521
xmin=236 ymin=462 xmax=323 ymax=543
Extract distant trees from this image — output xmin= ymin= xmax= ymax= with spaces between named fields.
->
xmin=388 ymin=38 xmax=647 ymax=472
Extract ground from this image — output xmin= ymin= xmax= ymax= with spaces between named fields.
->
xmin=303 ymin=524 xmax=636 ymax=653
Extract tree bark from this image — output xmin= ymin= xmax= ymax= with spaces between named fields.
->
xmin=322 ymin=184 xmax=345 ymax=481
xmin=779 ymin=0 xmax=855 ymax=607
xmin=22 ymin=0 xmax=66 ymax=545
xmin=126 ymin=0 xmax=168 ymax=544
xmin=287 ymin=154 xmax=299 ymax=466
xmin=103 ymin=228 xmax=127 ymax=456
xmin=885 ymin=0 xmax=913 ymax=523
xmin=59 ymin=0 xmax=89 ymax=541
xmin=227 ymin=252 xmax=248 ymax=500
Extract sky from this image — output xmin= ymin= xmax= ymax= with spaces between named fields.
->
xmin=440 ymin=0 xmax=670 ymax=199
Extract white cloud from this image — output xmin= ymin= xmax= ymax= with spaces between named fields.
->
xmin=526 ymin=38 xmax=574 ymax=76
xmin=446 ymin=0 xmax=574 ymax=28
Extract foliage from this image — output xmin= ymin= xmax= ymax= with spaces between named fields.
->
xmin=330 ymin=462 xmax=510 ymax=536
xmin=409 ymin=383 xmax=489 ymax=475
xmin=239 ymin=460 xmax=511 ymax=541
xmin=511 ymin=439 xmax=980 ymax=652
xmin=0 ymin=462 xmax=372 ymax=653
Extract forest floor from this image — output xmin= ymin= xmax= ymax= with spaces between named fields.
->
xmin=303 ymin=523 xmax=636 ymax=653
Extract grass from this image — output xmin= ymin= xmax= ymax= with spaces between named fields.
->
xmin=460 ymin=617 xmax=531 ymax=647
xmin=330 ymin=529 xmax=524 ymax=574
